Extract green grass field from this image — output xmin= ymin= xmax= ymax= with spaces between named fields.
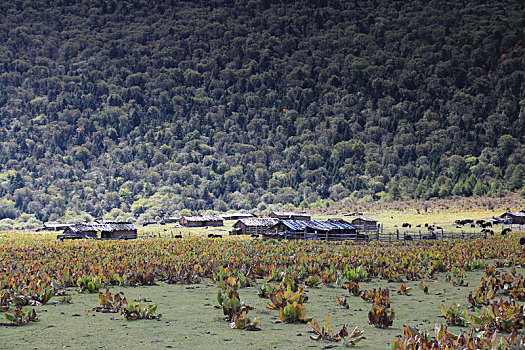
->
xmin=3 ymin=265 xmax=516 ymax=349
xmin=141 ymin=206 xmax=509 ymax=238
xmin=2 ymin=204 xmax=524 ymax=349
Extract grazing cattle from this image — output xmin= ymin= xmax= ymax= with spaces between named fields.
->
xmin=424 ymin=223 xmax=429 ymax=228
xmin=416 ymin=224 xmax=421 ymax=227
xmin=456 ymin=226 xmax=461 ymax=229
xmin=428 ymin=226 xmax=435 ymax=231
xmin=471 ymin=224 xmax=476 ymax=228
xmin=208 ymin=233 xmax=222 ymax=238
xmin=465 ymin=219 xmax=474 ymax=224
xmin=476 ymin=220 xmax=485 ymax=225
xmin=520 ymin=237 xmax=525 ymax=245
xmin=173 ymin=234 xmax=182 ymax=238
xmin=481 ymin=229 xmax=494 ymax=235
xmin=481 ymin=222 xmax=492 ymax=228
xmin=502 ymin=228 xmax=512 ymax=236
xmin=402 ymin=223 xmax=411 ymax=228
xmin=436 ymin=226 xmax=443 ymax=230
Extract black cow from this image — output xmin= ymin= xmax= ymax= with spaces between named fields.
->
xmin=520 ymin=237 xmax=525 ymax=245
xmin=173 ymin=234 xmax=183 ymax=238
xmin=402 ymin=223 xmax=411 ymax=228
xmin=502 ymin=228 xmax=512 ymax=236
xmin=208 ymin=234 xmax=222 ymax=238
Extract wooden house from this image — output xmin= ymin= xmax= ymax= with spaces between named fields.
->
xmin=269 ymin=211 xmax=311 ymax=221
xmin=500 ymin=211 xmax=525 ymax=225
xmin=179 ymin=215 xmax=223 ymax=227
xmin=350 ymin=217 xmax=379 ymax=232
xmin=230 ymin=218 xmax=279 ymax=235
xmin=220 ymin=212 xmax=255 ymax=221
xmin=269 ymin=220 xmax=358 ymax=241
xmin=162 ymin=217 xmax=179 ymax=224
xmin=58 ymin=222 xmax=137 ymax=240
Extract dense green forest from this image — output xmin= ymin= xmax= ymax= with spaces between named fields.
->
xmin=0 ymin=0 xmax=524 ymax=226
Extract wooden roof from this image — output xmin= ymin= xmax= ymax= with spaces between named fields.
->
xmin=351 ymin=217 xmax=377 ymax=223
xmin=181 ymin=215 xmax=223 ymax=222
xmin=234 ymin=218 xmax=279 ymax=227
xmin=66 ymin=222 xmax=137 ymax=233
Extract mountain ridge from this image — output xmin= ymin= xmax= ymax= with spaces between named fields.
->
xmin=0 ymin=0 xmax=523 ymax=224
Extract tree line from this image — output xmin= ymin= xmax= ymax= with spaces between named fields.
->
xmin=0 ymin=0 xmax=523 ymax=227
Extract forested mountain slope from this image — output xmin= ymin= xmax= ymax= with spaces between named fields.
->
xmin=0 ymin=0 xmax=524 ymax=224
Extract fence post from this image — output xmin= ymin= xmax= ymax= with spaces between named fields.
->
xmin=396 ymin=229 xmax=399 ymax=241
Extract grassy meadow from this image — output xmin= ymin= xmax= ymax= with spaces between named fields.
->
xmin=1 ymin=200 xmax=525 ymax=349
xmin=2 ymin=266 xmax=516 ymax=350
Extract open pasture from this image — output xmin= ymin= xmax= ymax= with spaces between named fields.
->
xmin=140 ymin=206 xmax=511 ymax=239
xmin=2 ymin=230 xmax=525 ymax=349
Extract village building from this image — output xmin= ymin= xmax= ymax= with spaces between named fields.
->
xmin=162 ymin=217 xmax=179 ymax=224
xmin=500 ymin=211 xmax=525 ymax=225
xmin=268 ymin=220 xmax=359 ymax=241
xmin=220 ymin=212 xmax=255 ymax=221
xmin=58 ymin=222 xmax=137 ymax=240
xmin=230 ymin=218 xmax=279 ymax=236
xmin=179 ymin=215 xmax=223 ymax=227
xmin=269 ymin=211 xmax=311 ymax=221
xmin=350 ymin=217 xmax=379 ymax=232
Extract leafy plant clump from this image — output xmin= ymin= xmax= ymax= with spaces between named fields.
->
xmin=230 ymin=315 xmax=260 ymax=331
xmin=1 ymin=306 xmax=39 ymax=326
xmin=86 ymin=289 xmax=160 ymax=320
xmin=344 ymin=281 xmax=361 ymax=297
xmin=391 ymin=324 xmax=525 ymax=350
xmin=267 ymin=284 xmax=310 ymax=323
xmin=257 ymin=281 xmax=278 ymax=299
xmin=397 ymin=283 xmax=412 ymax=295
xmin=308 ymin=315 xmax=348 ymax=342
xmin=267 ymin=286 xmax=308 ymax=310
xmin=366 ymin=287 xmax=394 ymax=328
xmin=217 ymin=276 xmax=252 ymax=323
xmin=361 ymin=287 xmax=390 ymax=307
xmin=440 ymin=303 xmax=470 ymax=327
xmin=279 ymin=301 xmax=310 ymax=323
xmin=77 ymin=275 xmax=104 ymax=293
xmin=122 ymin=296 xmax=162 ymax=320
xmin=368 ymin=303 xmax=395 ymax=329
xmin=89 ymin=289 xmax=127 ymax=313
xmin=345 ymin=266 xmax=369 ymax=282
xmin=471 ymin=299 xmax=525 ymax=332
xmin=336 ymin=295 xmax=349 ymax=309
xmin=419 ymin=281 xmax=429 ymax=294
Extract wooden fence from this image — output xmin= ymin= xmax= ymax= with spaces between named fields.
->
xmin=372 ymin=229 xmax=487 ymax=242
xmin=138 ymin=229 xmax=489 ymax=242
